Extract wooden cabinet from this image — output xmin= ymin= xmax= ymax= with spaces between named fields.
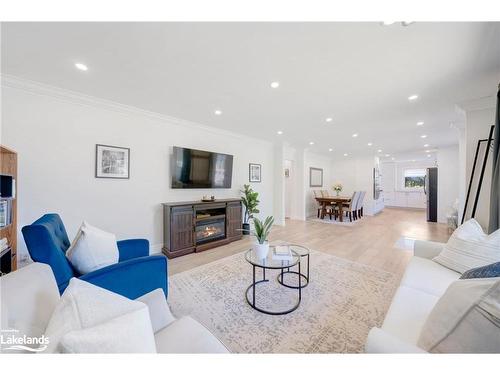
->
xmin=0 ymin=146 xmax=17 ymax=275
xmin=163 ymin=199 xmax=242 ymax=258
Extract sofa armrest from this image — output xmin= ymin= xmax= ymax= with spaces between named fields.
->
xmin=80 ymin=255 xmax=167 ymax=300
xmin=365 ymin=328 xmax=427 ymax=353
xmin=117 ymin=238 xmax=150 ymax=261
xmin=136 ymin=288 xmax=176 ymax=333
xmin=413 ymin=240 xmax=445 ymax=259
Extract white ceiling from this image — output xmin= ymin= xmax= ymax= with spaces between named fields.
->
xmin=2 ymin=22 xmax=500 ymax=159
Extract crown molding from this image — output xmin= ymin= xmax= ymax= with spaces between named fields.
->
xmin=1 ymin=74 xmax=273 ymax=146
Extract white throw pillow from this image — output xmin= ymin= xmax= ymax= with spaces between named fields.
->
xmin=433 ymin=219 xmax=500 ymax=274
xmin=66 ymin=221 xmax=119 ymax=274
xmin=43 ymin=278 xmax=156 ymax=353
xmin=417 ymin=278 xmax=500 ymax=353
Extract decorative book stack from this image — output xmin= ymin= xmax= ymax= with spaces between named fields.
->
xmin=272 ymin=245 xmax=293 ymax=262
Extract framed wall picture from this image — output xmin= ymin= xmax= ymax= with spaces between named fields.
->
xmin=249 ymin=163 xmax=262 ymax=183
xmin=309 ymin=167 xmax=323 ymax=187
xmin=95 ymin=144 xmax=130 ymax=179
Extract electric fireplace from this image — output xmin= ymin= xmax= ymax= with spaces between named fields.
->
xmin=195 ymin=218 xmax=226 ymax=244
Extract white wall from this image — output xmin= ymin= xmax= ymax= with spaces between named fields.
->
xmin=1 ymin=80 xmax=275 ymax=260
xmin=330 ymin=156 xmax=381 ymax=216
xmin=464 ymin=107 xmax=495 ymax=230
xmin=304 ymin=151 xmax=332 ymax=217
xmin=437 ymin=145 xmax=460 ymax=223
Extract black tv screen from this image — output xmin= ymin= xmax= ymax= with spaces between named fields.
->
xmin=171 ymin=147 xmax=233 ymax=189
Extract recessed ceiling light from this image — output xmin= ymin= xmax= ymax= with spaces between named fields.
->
xmin=309 ymin=141 xmax=314 ymax=145
xmin=385 ymin=154 xmax=390 ymax=157
xmin=408 ymin=94 xmax=419 ymax=101
xmin=277 ymin=130 xmax=283 ymax=135
xmin=377 ymin=149 xmax=382 ymax=153
xmin=425 ymin=150 xmax=431 ymax=153
xmin=391 ymin=157 xmax=395 ymax=161
xmin=328 ymin=148 xmax=333 ymax=152
xmin=382 ymin=21 xmax=396 ymax=26
xmin=74 ymin=63 xmax=88 ymax=71
xmin=420 ymin=134 xmax=427 ymax=138
xmin=325 ymin=117 xmax=333 ymax=123
xmin=367 ymin=142 xmax=373 ymax=146
xmin=417 ymin=121 xmax=424 ymax=126
xmin=427 ymin=154 xmax=431 ymax=158
xmin=352 ymin=133 xmax=358 ymax=138
xmin=423 ymin=144 xmax=429 ymax=147
xmin=214 ymin=109 xmax=222 ymax=116
xmin=270 ymin=81 xmax=280 ymax=88
xmin=343 ymin=153 xmax=348 ymax=157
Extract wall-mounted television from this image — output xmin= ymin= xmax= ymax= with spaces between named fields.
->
xmin=171 ymin=146 xmax=233 ymax=189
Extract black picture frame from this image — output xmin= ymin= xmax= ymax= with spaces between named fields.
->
xmin=95 ymin=144 xmax=130 ymax=179
xmin=249 ymin=163 xmax=262 ymax=183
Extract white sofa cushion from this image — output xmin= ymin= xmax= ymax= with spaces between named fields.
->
xmin=154 ymin=316 xmax=229 ymax=353
xmin=59 ymin=308 xmax=156 ymax=353
xmin=433 ymin=219 xmax=500 ymax=274
xmin=136 ymin=288 xmax=175 ymax=333
xmin=44 ymin=278 xmax=155 ymax=353
xmin=381 ymin=285 xmax=440 ymax=345
xmin=418 ymin=278 xmax=500 ymax=353
xmin=66 ymin=221 xmax=119 ymax=275
xmin=401 ymin=256 xmax=460 ymax=297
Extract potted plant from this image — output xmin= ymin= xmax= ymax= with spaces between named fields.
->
xmin=332 ymin=183 xmax=343 ymax=196
xmin=251 ymin=216 xmax=274 ymax=259
xmin=241 ymin=184 xmax=260 ymax=235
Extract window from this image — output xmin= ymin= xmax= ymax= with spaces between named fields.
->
xmin=404 ymin=168 xmax=425 ymax=189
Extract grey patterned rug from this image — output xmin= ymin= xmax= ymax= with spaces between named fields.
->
xmin=168 ymin=249 xmax=398 ymax=353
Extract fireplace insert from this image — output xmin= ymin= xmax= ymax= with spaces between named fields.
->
xmin=195 ymin=217 xmax=226 ymax=244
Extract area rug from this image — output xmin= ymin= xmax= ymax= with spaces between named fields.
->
xmin=307 ymin=217 xmax=357 ymax=226
xmin=168 ymin=249 xmax=398 ymax=353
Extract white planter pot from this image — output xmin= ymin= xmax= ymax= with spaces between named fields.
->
xmin=253 ymin=242 xmax=269 ymax=260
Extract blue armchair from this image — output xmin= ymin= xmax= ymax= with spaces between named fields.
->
xmin=21 ymin=214 xmax=168 ymax=299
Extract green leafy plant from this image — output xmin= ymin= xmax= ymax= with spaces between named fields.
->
xmin=241 ymin=184 xmax=260 ymax=224
xmin=252 ymin=216 xmax=274 ymax=244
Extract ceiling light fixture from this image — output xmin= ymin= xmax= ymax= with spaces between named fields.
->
xmin=377 ymin=149 xmax=382 ymax=153
xmin=214 ymin=109 xmax=222 ymax=116
xmin=74 ymin=63 xmax=88 ymax=71
xmin=309 ymin=141 xmax=314 ymax=145
xmin=423 ymin=144 xmax=429 ymax=147
xmin=325 ymin=117 xmax=333 ymax=123
xmin=425 ymin=150 xmax=431 ymax=153
xmin=417 ymin=121 xmax=424 ymax=126
xmin=328 ymin=148 xmax=333 ymax=152
xmin=277 ymin=130 xmax=283 ymax=135
xmin=420 ymin=134 xmax=427 ymax=138
xmin=381 ymin=21 xmax=396 ymax=26
xmin=391 ymin=157 xmax=395 ymax=161
xmin=352 ymin=133 xmax=358 ymax=138
xmin=343 ymin=153 xmax=348 ymax=157
xmin=270 ymin=81 xmax=280 ymax=88
xmin=408 ymin=94 xmax=419 ymax=101
xmin=385 ymin=154 xmax=390 ymax=157
xmin=427 ymin=154 xmax=431 ymax=158
xmin=367 ymin=142 xmax=373 ymax=146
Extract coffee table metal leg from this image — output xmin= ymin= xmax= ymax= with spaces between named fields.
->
xmin=307 ymin=253 xmax=310 ymax=283
xmin=298 ymin=260 xmax=302 ymax=301
xmin=252 ymin=265 xmax=256 ymax=307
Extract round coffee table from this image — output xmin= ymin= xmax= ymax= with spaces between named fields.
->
xmin=245 ymin=247 xmax=302 ymax=315
xmin=276 ymin=244 xmax=310 ymax=289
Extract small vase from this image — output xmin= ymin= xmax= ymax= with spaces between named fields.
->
xmin=336 ymin=191 xmax=340 ymax=196
xmin=253 ymin=242 xmax=269 ymax=260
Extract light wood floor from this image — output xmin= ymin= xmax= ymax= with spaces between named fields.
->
xmin=168 ymin=207 xmax=452 ymax=279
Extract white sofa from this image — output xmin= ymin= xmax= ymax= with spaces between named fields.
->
xmin=0 ymin=263 xmax=229 ymax=353
xmin=365 ymin=240 xmax=461 ymax=353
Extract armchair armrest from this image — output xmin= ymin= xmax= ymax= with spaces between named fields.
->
xmin=117 ymin=238 xmax=150 ymax=261
xmin=413 ymin=240 xmax=445 ymax=259
xmin=80 ymin=255 xmax=167 ymax=300
xmin=365 ymin=328 xmax=427 ymax=353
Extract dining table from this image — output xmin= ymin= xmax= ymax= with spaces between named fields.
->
xmin=315 ymin=196 xmax=352 ymax=222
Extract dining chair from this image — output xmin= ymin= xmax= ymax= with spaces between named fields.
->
xmin=313 ymin=190 xmax=333 ymax=219
xmin=345 ymin=191 xmax=360 ymax=221
xmin=357 ymin=191 xmax=366 ymax=218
